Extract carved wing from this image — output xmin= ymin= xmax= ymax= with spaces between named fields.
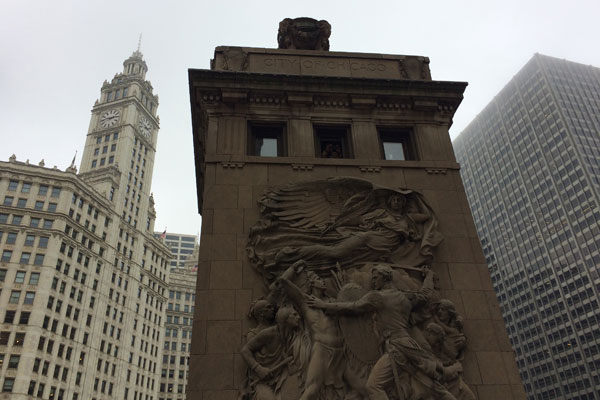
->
xmin=260 ymin=177 xmax=374 ymax=231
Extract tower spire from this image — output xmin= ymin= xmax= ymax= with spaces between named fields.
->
xmin=137 ymin=33 xmax=142 ymax=53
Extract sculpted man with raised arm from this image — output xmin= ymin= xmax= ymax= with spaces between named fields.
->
xmin=308 ymin=264 xmax=457 ymax=400
xmin=277 ymin=260 xmax=366 ymax=400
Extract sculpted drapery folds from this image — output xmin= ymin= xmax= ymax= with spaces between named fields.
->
xmin=247 ymin=177 xmax=442 ymax=281
xmin=241 ymin=178 xmax=476 ymax=400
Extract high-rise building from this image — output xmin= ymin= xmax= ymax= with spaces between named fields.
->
xmin=454 ymin=54 xmax=600 ymax=399
xmin=0 ymin=49 xmax=171 ymax=399
xmin=154 ymin=233 xmax=197 ymax=268
xmin=159 ymin=244 xmax=197 ymax=399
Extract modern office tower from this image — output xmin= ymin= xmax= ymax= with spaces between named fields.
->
xmin=155 ymin=233 xmax=197 ymax=268
xmin=159 ymin=245 xmax=197 ymax=400
xmin=0 ymin=49 xmax=171 ymax=400
xmin=454 ymin=54 xmax=600 ymax=399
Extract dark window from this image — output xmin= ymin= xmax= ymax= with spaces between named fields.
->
xmin=38 ymin=185 xmax=48 ymax=196
xmin=19 ymin=312 xmax=30 ymax=324
xmin=314 ymin=125 xmax=352 ymax=158
xmin=2 ymin=377 xmax=14 ymax=392
xmin=16 ymin=198 xmax=27 ymax=208
xmin=0 ymin=332 xmax=10 ymax=345
xmin=378 ymin=128 xmax=416 ymax=160
xmin=4 ymin=311 xmax=16 ymax=323
xmin=3 ymin=196 xmax=13 ymax=206
xmin=8 ymin=181 xmax=18 ymax=191
xmin=13 ymin=332 xmax=25 ymax=346
xmin=22 ymin=183 xmax=32 ymax=193
xmin=248 ymin=123 xmax=286 ymax=157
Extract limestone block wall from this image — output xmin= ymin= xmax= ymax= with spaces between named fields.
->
xmin=187 ymin=51 xmax=525 ymax=399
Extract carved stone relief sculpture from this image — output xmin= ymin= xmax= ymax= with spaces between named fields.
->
xmin=242 ymin=177 xmax=476 ymax=400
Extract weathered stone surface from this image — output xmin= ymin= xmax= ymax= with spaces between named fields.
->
xmin=189 ymin=19 xmax=521 ymax=400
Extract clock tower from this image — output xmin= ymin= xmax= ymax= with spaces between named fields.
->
xmin=79 ymin=48 xmax=160 ymax=234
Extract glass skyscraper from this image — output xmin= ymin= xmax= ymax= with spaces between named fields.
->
xmin=454 ymin=54 xmax=600 ymax=399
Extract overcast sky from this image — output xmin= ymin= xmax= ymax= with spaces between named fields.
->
xmin=2 ymin=0 xmax=599 ymax=236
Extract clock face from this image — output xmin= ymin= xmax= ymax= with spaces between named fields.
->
xmin=139 ymin=116 xmax=152 ymax=139
xmin=100 ymin=109 xmax=120 ymax=128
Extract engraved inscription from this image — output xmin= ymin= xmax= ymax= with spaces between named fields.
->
xmin=262 ymin=57 xmax=387 ymax=73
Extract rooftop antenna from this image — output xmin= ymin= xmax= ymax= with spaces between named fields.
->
xmin=137 ymin=34 xmax=142 ymax=52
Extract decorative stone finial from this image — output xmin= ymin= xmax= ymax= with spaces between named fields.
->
xmin=9 ymin=154 xmax=16 ymax=162
xmin=39 ymin=159 xmax=45 ymax=167
xmin=278 ymin=17 xmax=331 ymax=51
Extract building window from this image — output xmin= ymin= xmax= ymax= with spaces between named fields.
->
xmin=2 ymin=377 xmax=15 ymax=392
xmin=33 ymin=254 xmax=45 ymax=265
xmin=314 ymin=125 xmax=352 ymax=158
xmin=51 ymin=187 xmax=61 ymax=198
xmin=16 ymin=198 xmax=27 ymax=208
xmin=24 ymin=292 xmax=35 ymax=305
xmin=19 ymin=312 xmax=30 ymax=324
xmin=248 ymin=122 xmax=286 ymax=157
xmin=96 ymin=136 xmax=102 ymax=144
xmin=43 ymin=219 xmax=54 ymax=229
xmin=20 ymin=252 xmax=31 ymax=264
xmin=108 ymin=155 xmax=114 ymax=164
xmin=48 ymin=203 xmax=57 ymax=212
xmin=34 ymin=201 xmax=44 ymax=210
xmin=0 ymin=214 xmax=8 ymax=223
xmin=38 ymin=185 xmax=49 ymax=196
xmin=0 ymin=332 xmax=9 ymax=345
xmin=94 ymin=148 xmax=99 ymax=156
xmin=6 ymin=232 xmax=17 ymax=244
xmin=39 ymin=236 xmax=49 ymax=248
xmin=91 ymin=160 xmax=97 ymax=168
xmin=1 ymin=250 xmax=12 ymax=262
xmin=4 ymin=311 xmax=15 ymax=323
xmin=8 ymin=181 xmax=18 ymax=191
xmin=22 ymin=182 xmax=32 ymax=193
xmin=12 ymin=215 xmax=23 ymax=225
xmin=30 ymin=218 xmax=40 ymax=227
xmin=13 ymin=333 xmax=25 ymax=346
xmin=9 ymin=291 xmax=21 ymax=304
xmin=3 ymin=196 xmax=14 ymax=206
xmin=378 ymin=128 xmax=415 ymax=160
xmin=14 ymin=271 xmax=26 ymax=283
xmin=100 ymin=158 xmax=106 ymax=166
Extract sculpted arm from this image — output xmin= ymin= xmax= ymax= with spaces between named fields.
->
xmin=309 ymin=291 xmax=380 ymax=315
xmin=279 ymin=278 xmax=308 ymax=314
xmin=413 ymin=267 xmax=435 ymax=306
xmin=241 ymin=328 xmax=276 ymax=379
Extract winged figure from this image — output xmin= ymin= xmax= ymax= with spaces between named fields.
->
xmin=246 ymin=177 xmax=443 ymax=281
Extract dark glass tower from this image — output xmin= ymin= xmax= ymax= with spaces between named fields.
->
xmin=454 ymin=54 xmax=600 ymax=400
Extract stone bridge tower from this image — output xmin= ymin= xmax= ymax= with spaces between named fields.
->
xmin=187 ymin=18 xmax=524 ymax=400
